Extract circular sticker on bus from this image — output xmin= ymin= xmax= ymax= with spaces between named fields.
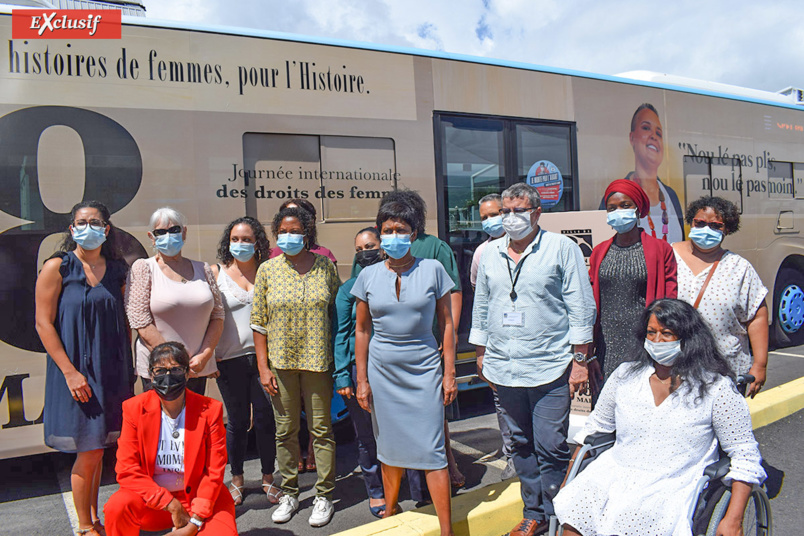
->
xmin=526 ymin=160 xmax=563 ymax=209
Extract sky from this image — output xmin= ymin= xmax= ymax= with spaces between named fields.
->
xmin=144 ymin=0 xmax=804 ymax=94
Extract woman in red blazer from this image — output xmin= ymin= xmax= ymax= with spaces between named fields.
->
xmin=104 ymin=342 xmax=237 ymax=535
xmin=589 ymin=180 xmax=678 ymax=383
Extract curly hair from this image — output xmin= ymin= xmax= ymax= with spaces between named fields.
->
xmin=684 ymin=196 xmax=740 ymax=235
xmin=379 ymin=189 xmax=427 ymax=234
xmin=216 ymin=216 xmax=271 ymax=266
xmin=279 ymin=198 xmax=318 ymax=245
xmin=57 ymin=200 xmax=123 ymax=261
xmin=272 ymin=207 xmax=315 ymax=247
xmin=623 ymin=298 xmax=735 ymax=401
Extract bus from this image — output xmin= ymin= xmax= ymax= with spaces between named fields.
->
xmin=2 ymin=5 xmax=804 ymax=458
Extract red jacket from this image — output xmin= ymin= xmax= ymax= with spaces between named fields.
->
xmin=589 ymin=229 xmax=678 ymax=316
xmin=114 ymin=389 xmax=228 ymax=519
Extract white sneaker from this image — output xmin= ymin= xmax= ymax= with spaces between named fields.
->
xmin=308 ymin=496 xmax=334 ymax=527
xmin=272 ymin=494 xmax=299 ymax=523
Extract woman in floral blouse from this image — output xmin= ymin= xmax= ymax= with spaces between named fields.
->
xmin=250 ymin=206 xmax=340 ymax=527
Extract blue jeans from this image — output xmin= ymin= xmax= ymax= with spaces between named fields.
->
xmin=496 ymin=365 xmax=571 ymax=521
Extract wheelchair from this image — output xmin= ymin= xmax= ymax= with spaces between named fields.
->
xmin=548 ymin=375 xmax=772 ymax=536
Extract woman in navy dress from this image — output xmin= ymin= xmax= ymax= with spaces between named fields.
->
xmin=352 ymin=200 xmax=458 ymax=536
xmin=35 ymin=201 xmax=132 ymax=536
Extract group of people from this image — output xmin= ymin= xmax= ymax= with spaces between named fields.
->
xmin=35 ymin=174 xmax=769 ymax=536
xmin=471 ymin=180 xmax=767 ymax=536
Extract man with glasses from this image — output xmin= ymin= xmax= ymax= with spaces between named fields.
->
xmin=470 ymin=182 xmax=596 ymax=536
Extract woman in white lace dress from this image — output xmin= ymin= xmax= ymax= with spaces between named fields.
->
xmin=553 ymin=298 xmax=765 ymax=536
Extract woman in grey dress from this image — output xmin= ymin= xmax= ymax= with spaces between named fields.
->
xmin=352 ymin=200 xmax=458 ymax=536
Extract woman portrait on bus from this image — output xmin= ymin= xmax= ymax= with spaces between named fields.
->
xmin=601 ymin=103 xmax=684 ymax=243
xmin=209 ymin=216 xmax=280 ymax=507
xmin=672 ymin=196 xmax=768 ymax=397
xmin=352 ymin=200 xmax=458 ymax=536
xmin=104 ymin=342 xmax=237 ymax=536
xmin=589 ymin=179 xmax=677 ymax=382
xmin=251 ymin=206 xmax=340 ymax=527
xmin=268 ymin=198 xmax=337 ymax=265
xmin=333 ymin=226 xmax=389 ymax=517
xmin=35 ymin=200 xmax=133 ymax=536
xmin=125 ymin=207 xmax=224 ymax=396
xmin=553 ymin=299 xmax=766 ymax=536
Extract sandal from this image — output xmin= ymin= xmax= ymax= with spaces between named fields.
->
xmin=262 ymin=482 xmax=284 ymax=505
xmin=92 ymin=521 xmax=106 ymax=536
xmin=369 ymin=499 xmax=386 ymax=518
xmin=306 ymin=451 xmax=316 ymax=472
xmin=298 ymin=458 xmax=306 ymax=473
xmin=229 ymin=483 xmax=245 ymax=506
xmin=76 ymin=528 xmax=102 ymax=536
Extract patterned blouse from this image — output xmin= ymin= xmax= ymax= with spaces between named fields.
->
xmin=250 ymin=253 xmax=340 ymax=372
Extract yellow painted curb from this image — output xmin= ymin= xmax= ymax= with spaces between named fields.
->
xmin=334 ymin=480 xmax=523 ymax=536
xmin=334 ymin=377 xmax=804 ymax=536
xmin=747 ymin=376 xmax=804 ymax=429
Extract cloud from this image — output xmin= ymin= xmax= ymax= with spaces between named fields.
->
xmin=143 ymin=0 xmax=804 ymax=93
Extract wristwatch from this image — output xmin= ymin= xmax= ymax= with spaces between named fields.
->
xmin=189 ymin=517 xmax=203 ymax=531
xmin=572 ymin=352 xmax=588 ymax=363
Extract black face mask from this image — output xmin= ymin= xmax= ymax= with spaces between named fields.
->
xmin=355 ymin=248 xmax=383 ymax=268
xmin=151 ymin=370 xmax=187 ymax=401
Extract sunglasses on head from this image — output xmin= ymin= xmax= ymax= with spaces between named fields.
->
xmin=692 ymin=219 xmax=724 ymax=231
xmin=152 ymin=225 xmax=182 ymax=237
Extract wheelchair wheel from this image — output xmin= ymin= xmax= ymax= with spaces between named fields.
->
xmin=704 ymin=487 xmax=772 ymax=536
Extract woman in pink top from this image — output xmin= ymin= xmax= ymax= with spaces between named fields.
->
xmin=267 ymin=199 xmax=337 ymax=265
xmin=126 ymin=207 xmax=224 ymax=395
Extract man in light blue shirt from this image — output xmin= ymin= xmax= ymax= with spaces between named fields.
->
xmin=470 ymin=183 xmax=596 ymax=536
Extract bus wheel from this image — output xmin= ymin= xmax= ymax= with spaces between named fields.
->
xmin=773 ymin=267 xmax=804 ymax=347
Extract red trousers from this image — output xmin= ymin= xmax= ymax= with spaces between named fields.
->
xmin=104 ymin=489 xmax=237 ymax=535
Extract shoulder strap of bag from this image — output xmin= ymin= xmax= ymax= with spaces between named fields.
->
xmin=693 ymin=253 xmax=725 ymax=309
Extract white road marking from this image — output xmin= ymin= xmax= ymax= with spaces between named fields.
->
xmin=56 ymin=465 xmax=79 ymax=532
xmin=770 ymin=350 xmax=804 ymax=359
xmin=450 ymin=439 xmax=508 ymax=470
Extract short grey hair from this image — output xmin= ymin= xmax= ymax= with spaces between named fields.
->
xmin=478 ymin=193 xmax=502 ymax=206
xmin=501 ymin=183 xmax=541 ymax=210
xmin=149 ymin=207 xmax=187 ymax=229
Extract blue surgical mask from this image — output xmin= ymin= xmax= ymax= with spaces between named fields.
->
xmin=71 ymin=226 xmax=107 ymax=251
xmin=482 ymin=215 xmax=505 ymax=238
xmin=155 ymin=233 xmax=184 ymax=257
xmin=606 ymin=208 xmax=638 ymax=234
xmin=277 ymin=233 xmax=305 ymax=256
xmin=644 ymin=339 xmax=682 ymax=366
xmin=381 ymin=234 xmax=412 ymax=259
xmin=229 ymin=242 xmax=255 ymax=262
xmin=689 ymin=226 xmax=724 ymax=250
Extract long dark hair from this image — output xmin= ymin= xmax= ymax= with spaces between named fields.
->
xmin=57 ymin=200 xmax=123 ymax=261
xmin=216 ymin=216 xmax=271 ymax=266
xmin=625 ymin=298 xmax=734 ymax=401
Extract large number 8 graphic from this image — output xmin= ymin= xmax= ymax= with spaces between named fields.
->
xmin=0 ymin=106 xmax=146 ymax=352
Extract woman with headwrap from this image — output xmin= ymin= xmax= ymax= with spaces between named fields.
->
xmin=589 ymin=179 xmax=678 ymax=382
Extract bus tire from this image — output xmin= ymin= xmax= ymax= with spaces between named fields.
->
xmin=772 ymin=266 xmax=804 ymax=348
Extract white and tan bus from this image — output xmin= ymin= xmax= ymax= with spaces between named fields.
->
xmin=2 ymin=6 xmax=804 ymax=458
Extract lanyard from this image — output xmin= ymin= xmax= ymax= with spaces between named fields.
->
xmin=505 ymin=230 xmax=541 ymax=302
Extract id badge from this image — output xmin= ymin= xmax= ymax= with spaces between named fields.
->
xmin=502 ymin=311 xmax=524 ymax=327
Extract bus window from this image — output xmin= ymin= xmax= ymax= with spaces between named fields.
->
xmin=515 ymin=122 xmax=576 ymax=212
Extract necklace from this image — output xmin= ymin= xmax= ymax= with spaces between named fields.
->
xmin=636 ymin=175 xmax=669 ymax=242
xmin=387 ymin=257 xmax=415 ymax=271
xmin=163 ymin=406 xmax=185 ymax=439
xmin=652 ymin=372 xmax=673 ymax=385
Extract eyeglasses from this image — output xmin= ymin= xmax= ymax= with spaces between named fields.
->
xmin=152 ymin=225 xmax=182 ymax=237
xmin=150 ymin=366 xmax=187 ymax=376
xmin=499 ymin=207 xmax=534 ymax=215
xmin=692 ymin=219 xmax=725 ymax=231
xmin=73 ymin=219 xmax=106 ymax=232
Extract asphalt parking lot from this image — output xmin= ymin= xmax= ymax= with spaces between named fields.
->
xmin=1 ymin=346 xmax=803 ymax=536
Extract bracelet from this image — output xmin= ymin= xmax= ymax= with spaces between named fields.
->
xmin=189 ymin=517 xmax=203 ymax=530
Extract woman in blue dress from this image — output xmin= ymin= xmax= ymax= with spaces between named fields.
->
xmin=35 ymin=201 xmax=132 ymax=536
xmin=352 ymin=200 xmax=458 ymax=536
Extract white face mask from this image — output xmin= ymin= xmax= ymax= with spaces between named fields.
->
xmin=644 ymin=339 xmax=682 ymax=366
xmin=502 ymin=211 xmax=534 ymax=240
